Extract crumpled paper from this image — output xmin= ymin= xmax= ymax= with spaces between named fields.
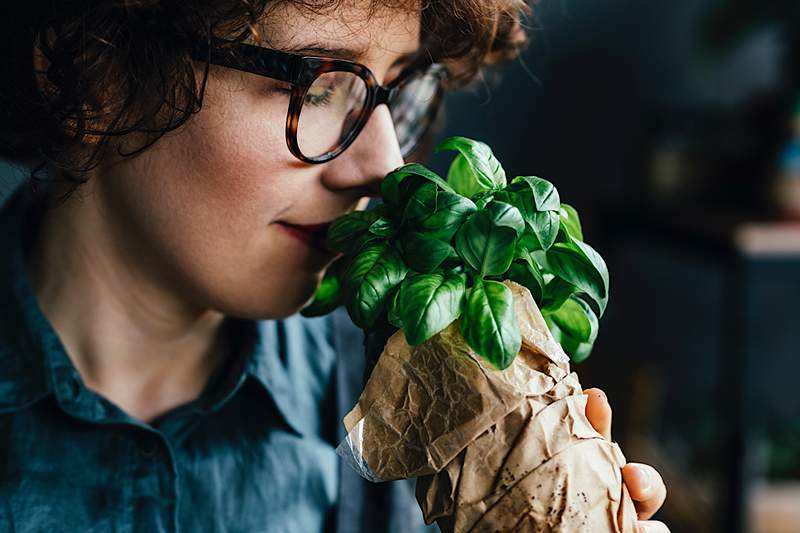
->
xmin=337 ymin=281 xmax=638 ymax=532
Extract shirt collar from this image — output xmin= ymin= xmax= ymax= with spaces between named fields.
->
xmin=244 ymin=319 xmax=314 ymax=437
xmin=190 ymin=316 xmax=307 ymax=436
xmin=0 ymin=183 xmax=57 ymax=411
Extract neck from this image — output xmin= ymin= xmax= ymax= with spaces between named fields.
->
xmin=25 ymin=180 xmax=227 ymax=424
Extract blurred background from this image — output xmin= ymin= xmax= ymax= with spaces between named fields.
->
xmin=2 ymin=0 xmax=798 ymax=532
xmin=426 ymin=0 xmax=800 ymax=532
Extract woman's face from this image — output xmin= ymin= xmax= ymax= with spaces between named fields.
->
xmin=93 ymin=2 xmax=421 ymax=320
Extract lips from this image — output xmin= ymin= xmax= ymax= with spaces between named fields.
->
xmin=295 ymin=222 xmax=333 ymax=234
xmin=276 ymin=221 xmax=333 ymax=253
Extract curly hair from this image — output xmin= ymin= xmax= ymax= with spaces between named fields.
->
xmin=0 ymin=0 xmax=531 ymax=186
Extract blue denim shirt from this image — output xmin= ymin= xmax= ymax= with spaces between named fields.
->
xmin=0 ymin=181 xmax=434 ymax=533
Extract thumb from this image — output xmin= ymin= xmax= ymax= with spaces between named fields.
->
xmin=584 ymin=387 xmax=612 ymax=440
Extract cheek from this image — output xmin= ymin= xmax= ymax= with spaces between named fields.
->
xmin=151 ymin=102 xmax=285 ymax=263
xmin=178 ymin=84 xmax=291 ymax=219
xmin=103 ymin=81 xmax=327 ymax=318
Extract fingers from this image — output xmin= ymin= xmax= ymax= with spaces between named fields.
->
xmin=583 ymin=389 xmax=668 ymax=524
xmin=638 ymin=520 xmax=670 ymax=533
xmin=584 ymin=387 xmax=612 ymax=440
xmin=623 ymin=463 xmax=667 ymax=521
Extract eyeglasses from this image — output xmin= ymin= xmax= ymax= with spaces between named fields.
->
xmin=192 ymin=39 xmax=445 ymax=164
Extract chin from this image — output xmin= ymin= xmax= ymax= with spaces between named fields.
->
xmin=218 ymin=272 xmax=324 ymax=321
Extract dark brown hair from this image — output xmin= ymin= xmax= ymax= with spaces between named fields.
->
xmin=0 ymin=0 xmax=531 ymax=185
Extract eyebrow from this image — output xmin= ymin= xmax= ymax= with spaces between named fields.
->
xmin=286 ymin=43 xmax=420 ymax=68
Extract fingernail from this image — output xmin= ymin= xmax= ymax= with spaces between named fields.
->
xmin=594 ymin=389 xmax=608 ymax=405
xmin=630 ymin=464 xmax=653 ymax=497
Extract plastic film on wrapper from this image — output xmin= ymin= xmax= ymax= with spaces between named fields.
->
xmin=337 ymin=281 xmax=638 ymax=532
xmin=336 ymin=418 xmax=385 ymax=483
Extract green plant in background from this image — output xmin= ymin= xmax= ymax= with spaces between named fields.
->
xmin=302 ymin=137 xmax=609 ymax=369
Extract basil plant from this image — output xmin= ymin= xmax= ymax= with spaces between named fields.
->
xmin=302 ymin=136 xmax=609 ymax=369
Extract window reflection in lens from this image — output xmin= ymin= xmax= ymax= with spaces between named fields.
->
xmin=391 ymin=69 xmax=441 ymax=156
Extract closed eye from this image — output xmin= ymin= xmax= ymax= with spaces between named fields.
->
xmin=304 ymin=88 xmax=334 ymax=107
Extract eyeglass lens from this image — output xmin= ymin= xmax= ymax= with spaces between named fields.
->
xmin=296 ymin=71 xmax=370 ymax=159
xmin=391 ymin=69 xmax=441 ymax=157
xmin=295 ymin=68 xmax=441 ymax=160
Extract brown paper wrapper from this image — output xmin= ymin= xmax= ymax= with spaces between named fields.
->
xmin=337 ymin=281 xmax=637 ymax=532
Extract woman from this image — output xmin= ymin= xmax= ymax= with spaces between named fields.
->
xmin=0 ymin=1 xmax=667 ymax=531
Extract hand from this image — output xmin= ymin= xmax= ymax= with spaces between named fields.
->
xmin=584 ymin=388 xmax=669 ymax=533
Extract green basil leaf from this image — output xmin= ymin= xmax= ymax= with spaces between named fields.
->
xmin=387 ymin=285 xmax=404 ymax=329
xmin=475 ymin=193 xmax=494 ymax=210
xmin=301 ymin=258 xmax=347 ymax=317
xmin=454 ymin=210 xmax=517 ymax=277
xmin=517 ymin=230 xmax=543 ymax=253
xmin=547 ymin=318 xmax=595 ymax=364
xmin=541 ymin=276 xmax=577 ymax=311
xmin=396 ymin=272 xmax=467 ymax=345
xmin=509 ymin=176 xmax=560 ymax=212
xmin=327 ymin=211 xmax=380 ymax=254
xmin=345 ymin=242 xmax=409 ymax=329
xmin=508 ymin=245 xmax=545 ymax=301
xmin=546 ymin=296 xmax=598 ymax=344
xmin=515 ymin=244 xmax=538 ymax=267
xmin=530 ymin=249 xmax=550 ymax=272
xmin=486 ymin=200 xmax=525 ymax=236
xmin=547 ymin=240 xmax=609 ymax=316
xmin=461 ymin=279 xmax=521 ymax=370
xmin=506 ymin=261 xmax=544 ymax=303
xmin=531 ymin=210 xmax=560 ymax=251
xmin=382 ymin=163 xmax=454 ymax=207
xmin=494 ymin=189 xmax=557 ymax=251
xmin=559 ymin=203 xmax=583 ymax=241
xmin=446 ymin=155 xmax=485 ymax=199
xmin=573 ymin=238 xmax=610 ymax=291
xmin=402 ymin=182 xmax=477 ymax=241
xmin=436 ymin=136 xmax=507 ymax=198
xmin=400 ymin=232 xmax=455 ymax=273
xmin=369 ymin=216 xmax=395 ymax=238
xmin=493 ymin=190 xmax=530 ymax=225
xmin=491 ymin=190 xmax=513 ymax=204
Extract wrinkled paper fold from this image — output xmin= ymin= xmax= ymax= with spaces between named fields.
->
xmin=338 ymin=281 xmax=637 ymax=532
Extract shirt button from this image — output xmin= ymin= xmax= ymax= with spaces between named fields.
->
xmin=138 ymin=440 xmax=160 ymax=460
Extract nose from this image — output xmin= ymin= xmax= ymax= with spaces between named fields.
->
xmin=318 ymin=105 xmax=404 ymax=197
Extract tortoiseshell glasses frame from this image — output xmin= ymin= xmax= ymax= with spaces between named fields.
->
xmin=192 ymin=39 xmax=446 ymax=164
